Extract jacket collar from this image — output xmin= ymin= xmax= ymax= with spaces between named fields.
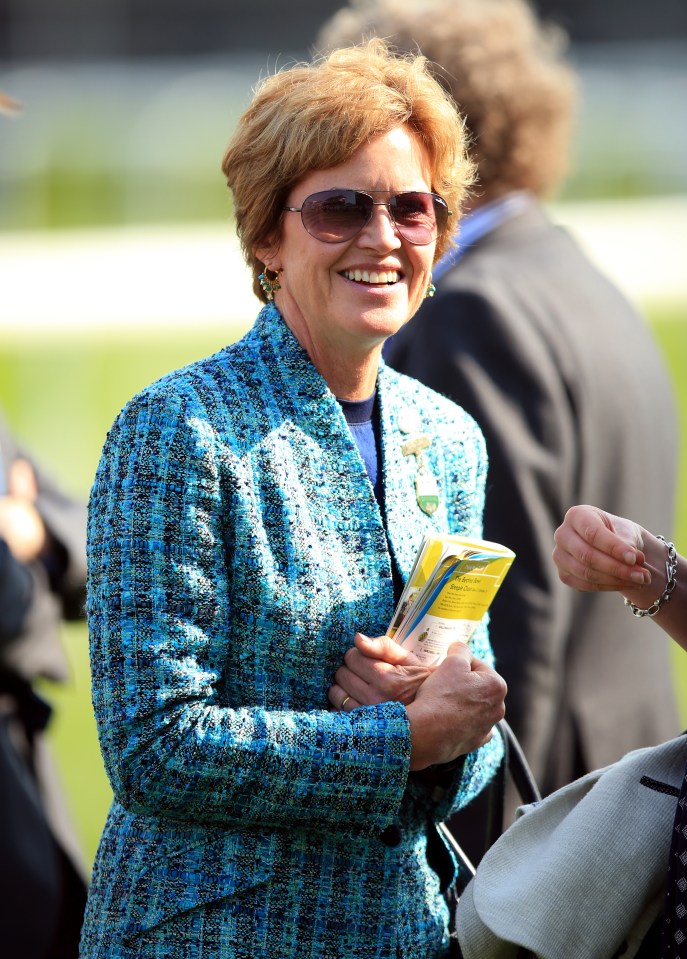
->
xmin=241 ymin=303 xmax=448 ymax=582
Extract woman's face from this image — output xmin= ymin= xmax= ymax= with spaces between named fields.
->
xmin=258 ymin=126 xmax=437 ymax=375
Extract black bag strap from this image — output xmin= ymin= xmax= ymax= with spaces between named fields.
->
xmin=498 ymin=718 xmax=540 ymax=808
xmin=486 ymin=719 xmax=541 ymax=846
xmin=483 ymin=724 xmax=509 ymax=851
xmin=441 ymin=720 xmax=541 ymax=955
xmin=440 ymin=718 xmax=541 ymax=882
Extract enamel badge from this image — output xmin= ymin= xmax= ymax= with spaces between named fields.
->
xmin=398 ymin=409 xmax=440 ymax=515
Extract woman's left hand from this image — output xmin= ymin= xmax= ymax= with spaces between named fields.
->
xmin=328 ymin=633 xmax=431 ymax=710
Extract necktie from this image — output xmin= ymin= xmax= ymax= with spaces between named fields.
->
xmin=0 ymin=437 xmax=6 ymax=495
xmin=662 ymin=762 xmax=687 ymax=955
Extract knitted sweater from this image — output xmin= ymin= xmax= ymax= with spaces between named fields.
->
xmin=80 ymin=303 xmax=502 ymax=959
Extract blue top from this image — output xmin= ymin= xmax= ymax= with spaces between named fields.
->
xmin=339 ymin=391 xmax=382 ymax=502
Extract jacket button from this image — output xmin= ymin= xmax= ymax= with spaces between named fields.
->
xmin=380 ymin=824 xmax=402 ymax=847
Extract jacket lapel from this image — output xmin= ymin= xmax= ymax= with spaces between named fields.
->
xmin=377 ymin=368 xmax=448 ymax=581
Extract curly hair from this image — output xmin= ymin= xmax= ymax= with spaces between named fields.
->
xmin=316 ymin=0 xmax=578 ymax=205
xmin=222 ymin=38 xmax=474 ymax=303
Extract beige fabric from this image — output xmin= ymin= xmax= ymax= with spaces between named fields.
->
xmin=457 ymin=735 xmax=686 ymax=959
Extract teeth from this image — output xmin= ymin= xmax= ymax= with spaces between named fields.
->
xmin=343 ymin=269 xmax=399 ymax=284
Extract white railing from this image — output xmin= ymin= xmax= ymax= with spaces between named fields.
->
xmin=1 ymin=195 xmax=685 ymax=339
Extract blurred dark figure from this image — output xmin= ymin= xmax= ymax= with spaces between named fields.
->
xmin=0 ymin=411 xmax=88 ymax=957
xmin=318 ymin=0 xmax=680 ymax=863
xmin=1 ymin=89 xmax=88 ymax=955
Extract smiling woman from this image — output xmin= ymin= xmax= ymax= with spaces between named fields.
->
xmin=79 ymin=39 xmax=507 ymax=959
xmin=221 ymin=41 xmax=472 ymax=405
xmin=253 ymin=126 xmax=437 ymax=397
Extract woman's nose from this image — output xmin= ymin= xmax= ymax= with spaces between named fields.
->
xmin=358 ymin=201 xmax=402 ymax=248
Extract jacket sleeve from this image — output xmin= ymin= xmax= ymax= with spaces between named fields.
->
xmin=87 ymin=391 xmax=411 ymax=833
xmin=389 ymin=289 xmax=578 ymax=783
xmin=0 ymin=538 xmax=33 ymax=647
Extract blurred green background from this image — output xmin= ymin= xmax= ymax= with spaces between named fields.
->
xmin=0 ymin=327 xmax=245 ymax=863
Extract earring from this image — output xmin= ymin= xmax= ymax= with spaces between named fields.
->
xmin=424 ymin=280 xmax=436 ymax=299
xmin=258 ymin=266 xmax=281 ymax=301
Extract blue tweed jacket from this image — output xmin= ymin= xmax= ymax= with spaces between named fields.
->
xmin=80 ymin=303 xmax=502 ymax=959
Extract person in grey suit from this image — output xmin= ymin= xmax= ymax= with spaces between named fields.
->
xmin=446 ymin=505 xmax=687 ymax=959
xmin=449 ymin=508 xmax=687 ymax=959
xmin=318 ymin=0 xmax=680 ymax=859
xmin=0 ymin=535 xmax=33 ymax=642
xmin=0 ymin=411 xmax=88 ymax=958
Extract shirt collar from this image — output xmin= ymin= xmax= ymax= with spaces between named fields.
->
xmin=433 ymin=191 xmax=536 ymax=282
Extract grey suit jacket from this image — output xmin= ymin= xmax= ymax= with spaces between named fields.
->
xmin=388 ymin=202 xmax=680 ymax=794
xmin=457 ymin=733 xmax=686 ymax=959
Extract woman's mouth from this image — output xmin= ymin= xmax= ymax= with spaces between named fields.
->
xmin=341 ymin=269 xmax=401 ymax=285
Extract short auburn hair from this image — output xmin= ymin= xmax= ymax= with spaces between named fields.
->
xmin=222 ymin=38 xmax=473 ymax=303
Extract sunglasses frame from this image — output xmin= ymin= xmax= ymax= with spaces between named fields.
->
xmin=283 ymin=189 xmax=451 ymax=246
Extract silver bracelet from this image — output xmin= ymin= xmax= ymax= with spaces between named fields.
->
xmin=623 ymin=535 xmax=678 ymax=618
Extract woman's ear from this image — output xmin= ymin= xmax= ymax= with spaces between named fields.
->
xmin=254 ymin=235 xmax=281 ymax=272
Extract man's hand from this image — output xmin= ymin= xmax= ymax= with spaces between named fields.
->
xmin=406 ymin=642 xmax=507 ymax=769
xmin=0 ymin=459 xmax=47 ymax=563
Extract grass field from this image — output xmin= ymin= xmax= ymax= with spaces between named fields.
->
xmin=2 ymin=305 xmax=686 ymax=868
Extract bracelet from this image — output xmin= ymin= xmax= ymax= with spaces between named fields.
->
xmin=623 ymin=535 xmax=678 ymax=618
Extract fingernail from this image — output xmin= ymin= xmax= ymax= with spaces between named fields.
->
xmin=624 ymin=550 xmax=637 ymax=565
xmin=630 ymin=569 xmax=650 ymax=585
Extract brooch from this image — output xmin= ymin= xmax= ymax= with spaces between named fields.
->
xmin=398 ymin=411 xmax=439 ymax=516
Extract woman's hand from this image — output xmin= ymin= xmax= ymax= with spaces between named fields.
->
xmin=552 ymin=504 xmax=649 ymax=593
xmin=554 ymin=503 xmax=687 ymax=650
xmin=328 ymin=633 xmax=431 ymax=710
xmin=328 ymin=633 xmax=507 ymax=770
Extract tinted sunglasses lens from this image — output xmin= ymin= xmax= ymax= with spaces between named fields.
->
xmin=389 ymin=193 xmax=447 ymax=244
xmin=300 ymin=190 xmax=372 ymax=242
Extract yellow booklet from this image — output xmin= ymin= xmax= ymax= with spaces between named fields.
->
xmin=387 ymin=534 xmax=515 ymax=665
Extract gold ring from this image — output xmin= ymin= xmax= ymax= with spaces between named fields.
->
xmin=341 ymin=696 xmax=352 ymax=710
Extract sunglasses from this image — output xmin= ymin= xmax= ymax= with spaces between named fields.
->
xmin=283 ymin=189 xmax=451 ymax=245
